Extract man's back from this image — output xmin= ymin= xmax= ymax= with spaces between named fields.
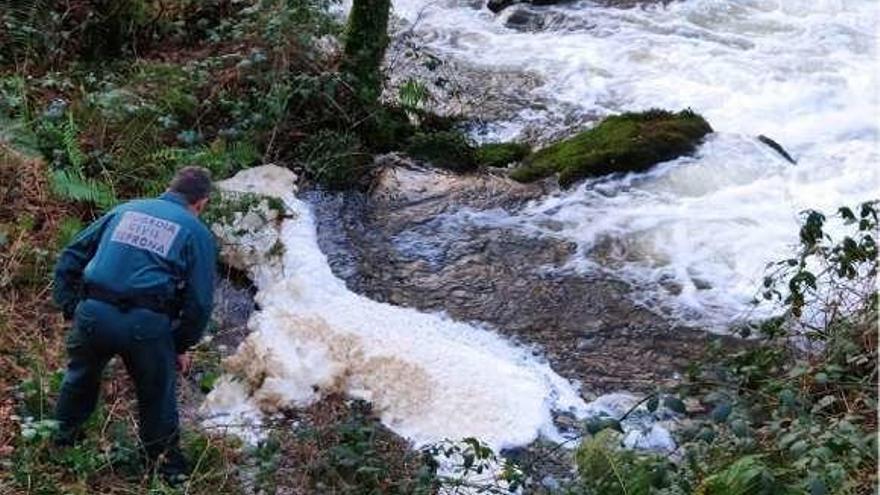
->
xmin=82 ymin=194 xmax=212 ymax=299
xmin=55 ymin=191 xmax=216 ymax=352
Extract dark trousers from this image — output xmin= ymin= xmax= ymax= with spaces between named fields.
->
xmin=55 ymin=299 xmax=180 ymax=461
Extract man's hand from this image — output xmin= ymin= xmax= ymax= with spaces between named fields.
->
xmin=176 ymin=353 xmax=192 ymax=375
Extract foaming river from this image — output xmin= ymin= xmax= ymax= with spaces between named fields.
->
xmin=391 ymin=0 xmax=880 ymax=326
xmin=203 ymin=166 xmax=592 ymax=451
xmin=204 ymin=0 xmax=877 ymax=456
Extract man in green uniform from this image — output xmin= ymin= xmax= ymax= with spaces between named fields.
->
xmin=53 ymin=166 xmax=217 ymax=481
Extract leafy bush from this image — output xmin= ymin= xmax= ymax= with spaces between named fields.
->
xmin=298 ymin=400 xmax=434 ymax=495
xmin=2 ymin=0 xmax=152 ymax=66
xmin=298 ymin=129 xmax=369 ymax=189
xmin=635 ymin=202 xmax=876 ymax=494
xmin=574 ymin=430 xmax=668 ymax=495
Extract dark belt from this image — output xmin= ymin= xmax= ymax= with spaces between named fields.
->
xmin=85 ymin=284 xmax=177 ymax=317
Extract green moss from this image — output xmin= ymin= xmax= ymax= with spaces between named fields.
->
xmin=405 ymin=131 xmax=477 ymax=173
xmin=510 ymin=109 xmax=712 ymax=186
xmin=475 ymin=142 xmax=531 ymax=168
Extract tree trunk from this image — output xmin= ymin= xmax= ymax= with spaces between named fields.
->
xmin=342 ymin=0 xmax=391 ymax=105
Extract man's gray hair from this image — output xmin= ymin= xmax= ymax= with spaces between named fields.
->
xmin=169 ymin=166 xmax=212 ymax=204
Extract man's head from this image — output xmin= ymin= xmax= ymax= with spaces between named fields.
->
xmin=168 ymin=166 xmax=212 ymax=215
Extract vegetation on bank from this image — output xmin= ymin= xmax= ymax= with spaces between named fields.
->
xmin=565 ymin=201 xmax=878 ymax=494
xmin=510 ymin=109 xmax=712 ymax=186
xmin=0 ymin=1 xmax=434 ymax=493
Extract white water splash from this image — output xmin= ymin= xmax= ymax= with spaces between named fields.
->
xmin=390 ymin=0 xmax=880 ymax=327
xmin=202 ymin=165 xmax=589 ymax=451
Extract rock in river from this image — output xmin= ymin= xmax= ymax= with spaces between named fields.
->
xmin=510 ymin=109 xmax=712 ymax=187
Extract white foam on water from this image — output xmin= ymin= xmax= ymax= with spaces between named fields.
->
xmin=202 ymin=166 xmax=589 ymax=451
xmin=390 ymin=0 xmax=880 ymax=326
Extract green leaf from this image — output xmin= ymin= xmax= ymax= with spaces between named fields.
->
xmin=663 ymin=396 xmax=687 ymax=414
xmin=711 ymin=402 xmax=732 ymax=423
xmin=789 ymin=439 xmax=809 ymax=457
xmin=731 ymin=419 xmax=750 ymax=438
xmin=199 ymin=371 xmax=219 ymax=393
xmin=778 ymin=389 xmax=797 ymax=407
xmin=51 ymin=168 xmax=117 ymax=209
xmin=808 ymin=476 xmax=827 ymax=495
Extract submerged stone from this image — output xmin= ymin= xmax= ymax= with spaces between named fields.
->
xmin=510 ymin=109 xmax=712 ymax=187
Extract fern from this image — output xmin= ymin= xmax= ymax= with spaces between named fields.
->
xmin=43 ymin=112 xmax=116 ymax=208
xmin=149 ymin=140 xmax=259 ymax=178
xmin=699 ymin=456 xmax=791 ymax=495
xmin=51 ymin=168 xmax=116 ymax=209
xmin=61 ymin=112 xmax=85 ymax=169
xmin=3 ymin=0 xmax=53 ymax=59
xmin=575 ymin=430 xmax=656 ymax=495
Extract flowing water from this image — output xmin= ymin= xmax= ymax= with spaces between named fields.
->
xmin=203 ymin=166 xmax=594 ymax=451
xmin=205 ymin=0 xmax=878 ymax=459
xmin=390 ymin=0 xmax=879 ymax=327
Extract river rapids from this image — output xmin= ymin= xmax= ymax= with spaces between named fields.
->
xmin=203 ymin=0 xmax=878 ymax=458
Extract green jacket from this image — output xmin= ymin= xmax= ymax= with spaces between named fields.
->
xmin=53 ymin=192 xmax=217 ymax=352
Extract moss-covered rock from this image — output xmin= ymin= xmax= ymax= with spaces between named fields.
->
xmin=475 ymin=142 xmax=531 ymax=168
xmin=510 ymin=109 xmax=712 ymax=186
xmin=405 ymin=131 xmax=477 ymax=173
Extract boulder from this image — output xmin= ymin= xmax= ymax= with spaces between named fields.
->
xmin=487 ymin=0 xmax=517 ymax=13
xmin=510 ymin=109 xmax=712 ymax=187
xmin=488 ymin=0 xmax=573 ymax=13
xmin=504 ymin=8 xmax=546 ymax=30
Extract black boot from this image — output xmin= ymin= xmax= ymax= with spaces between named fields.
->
xmin=147 ymin=446 xmax=191 ymax=486
xmin=52 ymin=424 xmax=85 ymax=448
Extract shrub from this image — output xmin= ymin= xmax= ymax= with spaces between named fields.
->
xmin=2 ymin=0 xmax=152 ymax=66
xmin=298 ymin=129 xmax=370 ymax=189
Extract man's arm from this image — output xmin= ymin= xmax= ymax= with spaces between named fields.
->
xmin=175 ymin=229 xmax=217 ymax=353
xmin=53 ymin=211 xmax=116 ymax=320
